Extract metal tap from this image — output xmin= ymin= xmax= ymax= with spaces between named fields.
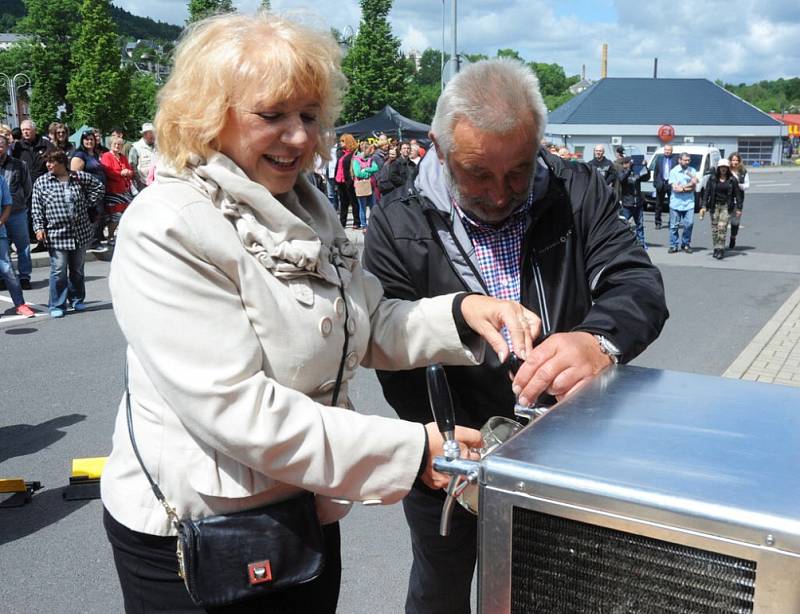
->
xmin=504 ymin=353 xmax=553 ymax=422
xmin=426 ymin=364 xmax=480 ymax=536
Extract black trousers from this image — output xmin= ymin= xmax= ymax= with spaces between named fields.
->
xmin=104 ymin=508 xmax=341 ymax=614
xmin=654 ymin=188 xmax=670 ymax=225
xmin=402 ymin=486 xmax=477 ymax=614
xmin=336 ymin=183 xmax=360 ymax=229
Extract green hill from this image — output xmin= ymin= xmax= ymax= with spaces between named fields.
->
xmin=1 ymin=0 xmax=182 ymax=41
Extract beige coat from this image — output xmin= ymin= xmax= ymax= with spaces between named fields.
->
xmin=101 ymin=154 xmax=483 ymax=536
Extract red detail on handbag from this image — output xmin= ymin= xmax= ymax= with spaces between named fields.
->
xmin=247 ymin=561 xmax=273 ymax=585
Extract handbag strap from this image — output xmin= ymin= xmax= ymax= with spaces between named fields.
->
xmin=124 ymin=364 xmax=181 ymax=530
xmin=124 ymin=273 xmax=351 ymax=526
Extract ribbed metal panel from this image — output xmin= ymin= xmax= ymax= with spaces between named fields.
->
xmin=511 ymin=508 xmax=756 ymax=613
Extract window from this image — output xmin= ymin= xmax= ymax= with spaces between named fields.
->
xmin=737 ymin=139 xmax=773 ymax=166
xmin=646 ymin=145 xmax=658 ymax=155
xmin=573 ymin=145 xmax=585 ymax=159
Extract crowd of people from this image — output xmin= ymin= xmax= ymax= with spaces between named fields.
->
xmin=0 ymin=119 xmax=157 ymax=318
xmin=315 ymin=132 xmax=426 ymax=231
xmin=547 ymin=141 xmax=751 ymax=259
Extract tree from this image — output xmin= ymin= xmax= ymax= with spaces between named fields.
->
xmin=259 ymin=0 xmax=271 ymax=10
xmin=16 ymin=0 xmax=80 ymax=129
xmin=66 ymin=0 xmax=129 ymax=133
xmin=341 ymin=0 xmax=409 ymax=123
xmin=187 ymin=0 xmax=234 ymax=25
xmin=124 ymin=72 xmax=158 ymax=135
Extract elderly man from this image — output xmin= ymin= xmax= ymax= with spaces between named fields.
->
xmin=652 ymin=143 xmax=676 ymax=229
xmin=0 ymin=134 xmax=32 ymax=290
xmin=128 ymin=122 xmax=156 ymax=191
xmin=363 ymin=59 xmax=668 ymax=614
xmin=13 ymin=119 xmax=52 ymax=252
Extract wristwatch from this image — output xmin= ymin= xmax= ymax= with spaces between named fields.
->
xmin=594 ymin=334 xmax=621 ymax=364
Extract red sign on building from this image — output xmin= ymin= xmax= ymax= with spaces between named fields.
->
xmin=657 ymin=124 xmax=675 ymax=143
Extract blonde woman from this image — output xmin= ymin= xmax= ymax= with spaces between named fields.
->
xmin=101 ymin=12 xmax=540 ymax=612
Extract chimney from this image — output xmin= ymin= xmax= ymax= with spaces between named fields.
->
xmin=653 ymin=57 xmax=658 ymax=79
xmin=582 ymin=64 xmax=586 ymax=80
xmin=601 ymin=43 xmax=608 ymax=79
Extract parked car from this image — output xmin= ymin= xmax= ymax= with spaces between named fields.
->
xmin=642 ymin=145 xmax=721 ymax=211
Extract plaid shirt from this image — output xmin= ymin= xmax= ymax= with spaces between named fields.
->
xmin=453 ymin=194 xmax=533 ymax=302
xmin=32 ymin=171 xmax=105 ymax=250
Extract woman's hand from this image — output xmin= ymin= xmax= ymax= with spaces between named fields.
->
xmin=699 ymin=207 xmax=706 ymax=220
xmin=460 ymin=295 xmax=540 ymax=362
xmin=35 ymin=230 xmax=46 ymax=243
xmin=420 ymin=423 xmax=482 ymax=490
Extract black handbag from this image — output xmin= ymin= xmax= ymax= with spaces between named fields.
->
xmin=124 ymin=275 xmax=352 ymax=608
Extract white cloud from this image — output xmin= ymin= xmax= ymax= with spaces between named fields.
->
xmin=113 ymin=0 xmax=800 ymax=83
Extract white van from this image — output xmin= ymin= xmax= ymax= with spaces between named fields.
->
xmin=642 ymin=145 xmax=721 ymax=210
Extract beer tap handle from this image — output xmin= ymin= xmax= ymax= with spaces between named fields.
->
xmin=427 ymin=364 xmax=458 ymax=459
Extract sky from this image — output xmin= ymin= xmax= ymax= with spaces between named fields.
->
xmin=115 ymin=0 xmax=800 ymax=85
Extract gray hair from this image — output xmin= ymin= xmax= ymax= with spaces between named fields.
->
xmin=20 ymin=119 xmax=35 ymax=129
xmin=431 ymin=58 xmax=547 ymax=156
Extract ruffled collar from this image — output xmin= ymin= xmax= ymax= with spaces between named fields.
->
xmin=158 ymin=153 xmax=358 ymax=286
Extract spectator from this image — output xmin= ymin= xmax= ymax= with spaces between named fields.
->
xmin=618 ymin=155 xmax=651 ymax=249
xmin=652 ymin=143 xmax=676 ymax=230
xmin=111 ymin=127 xmax=131 ymax=157
xmin=389 ymin=141 xmax=415 ymax=189
xmin=13 ymin=119 xmax=53 ymax=252
xmin=667 ymin=152 xmax=699 ymax=253
xmin=728 ymin=152 xmax=749 ymax=249
xmin=409 ymin=141 xmax=422 ymax=166
xmin=49 ymin=122 xmax=74 ymax=155
xmin=547 ymin=142 xmax=559 ymax=155
xmin=0 ymin=172 xmax=35 ymax=317
xmin=351 ymin=140 xmax=378 ymax=230
xmin=0 ymin=133 xmax=33 ymax=290
xmin=700 ymin=158 xmax=740 ymax=260
xmin=335 ymin=132 xmax=360 ymax=228
xmin=100 ymin=136 xmax=135 ymax=245
xmin=31 ymin=149 xmax=104 ymax=318
xmin=93 ymin=128 xmax=109 ymax=154
xmin=587 ymin=144 xmax=616 ymax=186
xmin=375 ymin=144 xmax=399 ymax=197
xmin=71 ymin=130 xmax=107 ymax=249
xmin=128 ymin=122 xmax=156 ymax=191
xmin=373 ymin=133 xmax=389 ymax=168
xmin=325 ymin=141 xmax=339 ymax=209
xmin=557 ymin=146 xmax=572 ymax=160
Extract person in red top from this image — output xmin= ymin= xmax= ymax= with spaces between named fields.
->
xmin=100 ymin=136 xmax=134 ymax=244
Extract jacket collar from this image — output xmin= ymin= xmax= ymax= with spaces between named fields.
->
xmin=157 ymin=153 xmax=358 ymax=286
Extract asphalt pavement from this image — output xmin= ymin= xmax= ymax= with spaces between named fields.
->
xmin=1 ymin=177 xmax=798 ymax=613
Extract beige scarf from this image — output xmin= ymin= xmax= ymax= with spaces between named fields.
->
xmin=159 ymin=153 xmax=358 ymax=287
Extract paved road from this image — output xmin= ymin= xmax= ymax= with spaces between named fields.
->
xmin=1 ymin=188 xmax=798 ymax=613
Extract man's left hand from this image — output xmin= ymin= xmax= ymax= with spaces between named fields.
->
xmin=511 ymin=331 xmax=614 ymax=404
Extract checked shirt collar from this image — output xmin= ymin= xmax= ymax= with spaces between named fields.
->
xmin=452 ymin=192 xmax=533 ymax=304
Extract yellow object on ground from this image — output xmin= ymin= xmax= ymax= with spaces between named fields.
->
xmin=0 ymin=478 xmax=27 ymax=493
xmin=71 ymin=457 xmax=108 ymax=480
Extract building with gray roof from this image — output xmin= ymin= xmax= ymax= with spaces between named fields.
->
xmin=547 ymin=78 xmax=787 ymax=165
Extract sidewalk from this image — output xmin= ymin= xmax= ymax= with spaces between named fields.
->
xmin=724 ymin=284 xmax=800 ymax=388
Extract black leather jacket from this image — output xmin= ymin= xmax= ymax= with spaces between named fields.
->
xmin=363 ymin=150 xmax=668 ymax=429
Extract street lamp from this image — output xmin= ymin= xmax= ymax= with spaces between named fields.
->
xmin=0 ymin=72 xmax=32 ymax=128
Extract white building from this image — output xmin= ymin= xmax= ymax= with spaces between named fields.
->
xmin=547 ymin=78 xmax=787 ymax=166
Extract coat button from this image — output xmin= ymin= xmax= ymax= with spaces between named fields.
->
xmin=334 ymin=297 xmax=345 ymax=318
xmin=346 ymin=317 xmax=356 ymax=335
xmin=345 ymin=351 xmax=358 ymax=370
xmin=319 ymin=316 xmax=333 ymax=337
xmin=319 ymin=379 xmax=337 ymax=393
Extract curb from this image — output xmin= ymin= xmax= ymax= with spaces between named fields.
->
xmin=723 ymin=284 xmax=800 ymax=382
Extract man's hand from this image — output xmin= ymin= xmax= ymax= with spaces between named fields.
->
xmin=511 ymin=331 xmax=614 ymax=405
xmin=699 ymin=207 xmax=706 ymax=220
xmin=420 ymin=423 xmax=482 ymax=490
xmin=460 ymin=295 xmax=540 ymax=362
